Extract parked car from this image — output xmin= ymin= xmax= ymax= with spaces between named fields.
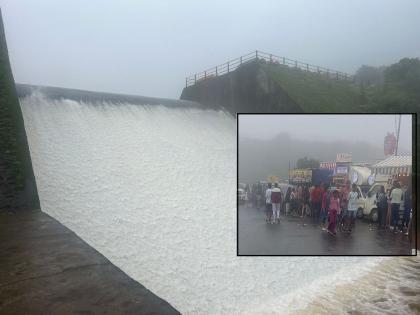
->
xmin=238 ymin=188 xmax=247 ymax=205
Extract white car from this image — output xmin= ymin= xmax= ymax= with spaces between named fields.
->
xmin=238 ymin=188 xmax=247 ymax=204
xmin=360 ymin=183 xmax=405 ymax=222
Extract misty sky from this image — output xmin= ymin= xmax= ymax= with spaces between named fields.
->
xmin=239 ymin=114 xmax=413 ymax=153
xmin=1 ymin=1 xmax=420 ymax=99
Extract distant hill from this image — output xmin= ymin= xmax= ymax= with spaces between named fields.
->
xmin=238 ymin=133 xmax=410 ymax=183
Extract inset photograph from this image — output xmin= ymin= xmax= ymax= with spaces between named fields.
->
xmin=238 ymin=114 xmax=416 ymax=256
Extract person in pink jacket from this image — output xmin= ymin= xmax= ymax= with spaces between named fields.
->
xmin=327 ymin=190 xmax=340 ymax=236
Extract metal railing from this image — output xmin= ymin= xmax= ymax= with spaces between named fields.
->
xmin=185 ymin=50 xmax=354 ymax=87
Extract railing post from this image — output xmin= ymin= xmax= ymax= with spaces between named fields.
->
xmin=256 ymin=50 xmax=258 ymax=59
xmin=194 ymin=74 xmax=196 ymax=84
xmin=270 ymin=54 xmax=272 ymax=63
xmin=240 ymin=56 xmax=242 ymax=65
xmin=216 ymin=66 xmax=218 ymax=76
xmin=185 ymin=78 xmax=187 ymax=88
xmin=306 ymin=63 xmax=309 ymax=71
xmin=204 ymin=71 xmax=207 ymax=78
xmin=227 ymin=61 xmax=230 ymax=73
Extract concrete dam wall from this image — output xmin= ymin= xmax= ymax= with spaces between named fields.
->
xmin=0 ymin=9 xmax=39 ymax=210
xmin=181 ymin=61 xmax=303 ymax=114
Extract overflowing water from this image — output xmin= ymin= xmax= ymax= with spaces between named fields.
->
xmin=19 ymin=89 xmax=418 ymax=314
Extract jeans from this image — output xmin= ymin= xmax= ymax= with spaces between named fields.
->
xmin=320 ymin=208 xmax=328 ymax=223
xmin=347 ymin=210 xmax=356 ymax=220
xmin=402 ymin=208 xmax=411 ymax=228
xmin=391 ymin=203 xmax=400 ymax=229
xmin=265 ymin=203 xmax=272 ymax=216
xmin=272 ymin=203 xmax=281 ymax=220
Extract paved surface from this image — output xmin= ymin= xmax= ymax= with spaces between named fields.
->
xmin=238 ymin=205 xmax=415 ymax=255
xmin=0 ymin=209 xmax=179 ymax=315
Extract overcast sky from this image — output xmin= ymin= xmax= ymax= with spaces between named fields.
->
xmin=1 ymin=1 xmax=420 ymax=98
xmin=239 ymin=114 xmax=413 ymax=153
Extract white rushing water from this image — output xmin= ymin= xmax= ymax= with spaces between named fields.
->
xmin=20 ymin=92 xmax=387 ymax=314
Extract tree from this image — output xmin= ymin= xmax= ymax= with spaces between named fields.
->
xmin=296 ymin=157 xmax=320 ymax=169
xmin=384 ymin=58 xmax=420 ymax=96
xmin=354 ymin=65 xmax=386 ymax=86
xmin=370 ymin=58 xmax=420 ymax=112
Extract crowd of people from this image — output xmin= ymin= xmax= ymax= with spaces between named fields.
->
xmin=243 ymin=180 xmax=413 ymax=238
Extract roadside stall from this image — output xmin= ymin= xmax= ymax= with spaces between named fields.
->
xmin=371 ymin=155 xmax=412 ymax=188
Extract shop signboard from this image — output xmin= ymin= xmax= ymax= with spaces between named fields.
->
xmin=288 ymin=169 xmax=312 ymax=184
xmin=336 ymin=166 xmax=348 ymax=174
xmin=336 ymin=153 xmax=352 ymax=163
xmin=320 ymin=161 xmax=336 ymax=169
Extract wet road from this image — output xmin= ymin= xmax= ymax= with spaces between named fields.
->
xmin=238 ymin=205 xmax=415 ymax=255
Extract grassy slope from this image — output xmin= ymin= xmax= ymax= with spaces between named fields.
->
xmin=262 ymin=62 xmax=369 ymax=112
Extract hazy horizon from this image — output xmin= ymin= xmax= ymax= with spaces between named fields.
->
xmin=239 ymin=114 xmax=413 ymax=154
xmin=1 ymin=1 xmax=420 ymax=99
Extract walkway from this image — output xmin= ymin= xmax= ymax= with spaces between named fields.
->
xmin=0 ymin=209 xmax=179 ymax=314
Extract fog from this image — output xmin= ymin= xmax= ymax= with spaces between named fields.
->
xmin=239 ymin=115 xmax=413 ymax=154
xmin=1 ymin=0 xmax=420 ymax=98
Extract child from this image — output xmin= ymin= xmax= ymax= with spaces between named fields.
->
xmin=327 ymin=190 xmax=340 ymax=236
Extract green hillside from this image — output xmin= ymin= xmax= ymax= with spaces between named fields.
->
xmin=261 ymin=58 xmax=420 ymax=113
xmin=263 ymin=63 xmax=365 ymax=112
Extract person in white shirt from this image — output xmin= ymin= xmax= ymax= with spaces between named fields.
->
xmin=390 ymin=181 xmax=403 ymax=233
xmin=271 ymin=183 xmax=282 ymax=224
xmin=265 ymin=183 xmax=272 ymax=223
xmin=344 ymin=184 xmax=359 ymax=232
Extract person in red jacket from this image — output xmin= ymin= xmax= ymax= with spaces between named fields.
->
xmin=310 ymin=184 xmax=322 ymax=219
xmin=271 ymin=183 xmax=282 ymax=224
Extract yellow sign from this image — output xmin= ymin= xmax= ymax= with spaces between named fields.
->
xmin=288 ymin=169 xmax=312 ymax=183
xmin=267 ymin=175 xmax=279 ymax=183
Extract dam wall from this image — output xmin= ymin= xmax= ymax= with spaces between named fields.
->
xmin=0 ymin=10 xmax=39 ymax=210
xmin=181 ymin=60 xmax=303 ymax=114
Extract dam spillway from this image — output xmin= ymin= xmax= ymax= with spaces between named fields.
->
xmin=18 ymin=85 xmax=394 ymax=314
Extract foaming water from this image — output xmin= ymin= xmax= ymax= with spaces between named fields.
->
xmin=19 ymin=91 xmax=406 ymax=314
xmin=295 ymin=257 xmax=420 ymax=315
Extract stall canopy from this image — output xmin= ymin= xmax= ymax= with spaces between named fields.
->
xmin=372 ymin=155 xmax=412 ymax=175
